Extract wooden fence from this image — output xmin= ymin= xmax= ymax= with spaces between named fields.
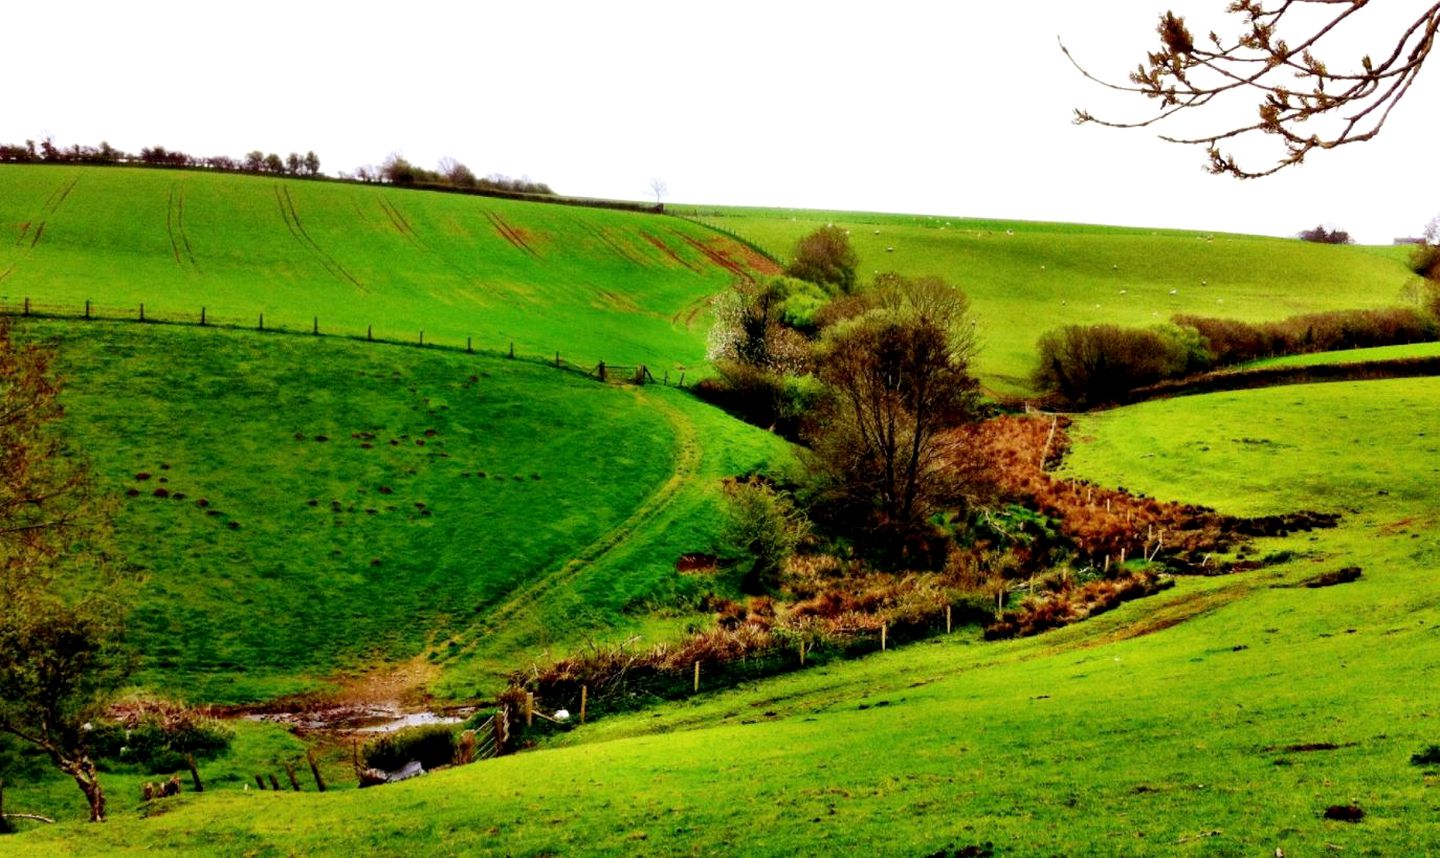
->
xmin=0 ymin=297 xmax=689 ymax=389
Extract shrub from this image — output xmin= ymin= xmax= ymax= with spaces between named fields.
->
xmin=723 ymin=477 xmax=810 ymax=593
xmin=1032 ymin=324 xmax=1197 ymax=407
xmin=89 ymin=701 xmax=232 ymax=772
xmin=1298 ymin=224 xmax=1354 ymax=244
xmin=785 ymin=225 xmax=858 ymax=293
xmin=362 ymin=723 xmax=458 ymax=772
xmin=1176 ymin=307 xmax=1437 ymax=364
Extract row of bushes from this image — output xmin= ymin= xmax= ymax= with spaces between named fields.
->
xmin=1034 ymin=306 xmax=1440 ymax=407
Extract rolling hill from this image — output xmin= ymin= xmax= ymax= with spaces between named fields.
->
xmin=5 ymin=166 xmax=1439 ymax=854
xmin=678 ymin=206 xmax=1417 ymax=393
xmin=0 ymin=164 xmax=776 ymax=372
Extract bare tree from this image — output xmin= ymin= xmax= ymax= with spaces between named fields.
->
xmin=1065 ymin=2 xmax=1440 ymax=177
xmin=809 ymin=275 xmax=981 ymax=547
xmin=649 ymin=177 xmax=668 ymax=206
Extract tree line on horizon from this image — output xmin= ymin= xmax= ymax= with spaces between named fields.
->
xmin=0 ymin=138 xmax=555 ymax=197
xmin=0 ymin=137 xmax=322 ymax=177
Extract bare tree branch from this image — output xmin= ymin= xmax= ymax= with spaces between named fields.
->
xmin=1064 ymin=1 xmax=1440 ymax=177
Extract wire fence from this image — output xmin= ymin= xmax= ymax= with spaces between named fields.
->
xmin=0 ymin=297 xmax=694 ymax=389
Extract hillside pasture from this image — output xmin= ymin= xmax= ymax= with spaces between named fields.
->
xmin=12 ymin=378 xmax=1440 ymax=854
xmin=26 ymin=320 xmax=790 ymax=703
xmin=0 ymin=165 xmax=774 ymax=373
xmin=678 ymin=207 xmax=1414 ymax=393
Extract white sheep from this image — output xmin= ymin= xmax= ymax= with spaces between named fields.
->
xmin=1169 ymin=289 xmax=1178 ymax=295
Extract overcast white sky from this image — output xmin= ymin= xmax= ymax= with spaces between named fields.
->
xmin=7 ymin=1 xmax=1436 ymax=243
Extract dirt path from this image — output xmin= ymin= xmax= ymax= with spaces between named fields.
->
xmin=444 ymin=390 xmax=701 ymax=664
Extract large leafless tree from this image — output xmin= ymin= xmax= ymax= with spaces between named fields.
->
xmin=1065 ymin=1 xmax=1440 ymax=177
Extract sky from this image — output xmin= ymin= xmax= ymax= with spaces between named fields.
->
xmin=7 ymin=0 xmax=1437 ymax=244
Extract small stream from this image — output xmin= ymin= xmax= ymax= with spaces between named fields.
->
xmin=243 ymin=702 xmax=471 ymax=734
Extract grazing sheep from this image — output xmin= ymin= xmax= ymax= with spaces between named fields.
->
xmin=886 ymin=246 xmax=894 ymax=252
xmin=1169 ymin=289 xmax=1178 ymax=295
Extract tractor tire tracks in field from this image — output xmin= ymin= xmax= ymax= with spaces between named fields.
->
xmin=377 ymin=195 xmax=483 ymax=283
xmin=275 ymin=184 xmax=366 ymax=291
xmin=670 ymin=228 xmax=753 ymax=282
xmin=640 ymin=231 xmax=702 ymax=273
xmin=166 ymin=182 xmax=200 ymax=272
xmin=3 ymin=175 xmax=79 ymax=283
xmin=485 ymin=211 xmax=539 ymax=257
xmin=449 ymin=393 xmax=701 ymax=661
xmin=571 ymin=216 xmax=649 ymax=267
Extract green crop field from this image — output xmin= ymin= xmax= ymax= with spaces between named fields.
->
xmin=17 ymin=319 xmax=790 ymax=704
xmin=13 ymin=378 xmax=1440 ymax=853
xmin=677 ymin=205 xmax=1416 ymax=393
xmin=0 ymin=165 xmax=773 ymax=372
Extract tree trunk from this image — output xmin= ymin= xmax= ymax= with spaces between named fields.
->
xmin=59 ymin=756 xmax=106 ymax=823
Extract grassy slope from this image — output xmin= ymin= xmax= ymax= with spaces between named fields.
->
xmin=0 ymin=165 xmax=769 ymax=371
xmin=677 ymin=206 xmax=1414 ymax=393
xmin=1241 ymin=340 xmax=1440 ymax=369
xmin=26 ymin=320 xmax=789 ymax=703
xmin=15 ymin=378 xmax=1440 ymax=853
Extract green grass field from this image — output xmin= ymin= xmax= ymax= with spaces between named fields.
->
xmin=678 ymin=206 xmax=1416 ymax=393
xmin=0 ymin=165 xmax=771 ymax=372
xmin=22 ymin=319 xmax=789 ymax=704
xmin=1239 ymin=340 xmax=1440 ymax=369
xmin=12 ymin=377 xmax=1440 ymax=853
xmin=6 ymin=170 xmax=1440 ymax=853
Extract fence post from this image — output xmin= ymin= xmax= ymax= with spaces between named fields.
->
xmin=663 ymin=370 xmax=669 ymax=386
xmin=200 ymin=306 xmax=206 ymax=326
xmin=284 ymin=762 xmax=301 ymax=791
xmin=693 ymin=660 xmax=700 ymax=693
xmin=22 ymin=297 xmax=28 ymax=316
xmin=419 ymin=331 xmax=424 ymax=346
xmin=85 ymin=299 xmax=91 ymax=319
xmin=799 ymin=640 xmax=806 ymax=666
xmin=580 ymin=685 xmax=588 ymax=724
xmin=306 ymin=748 xmax=327 ymax=792
xmin=313 ymin=317 xmax=318 ymax=335
xmin=467 ymin=336 xmax=472 ymax=354
xmin=881 ymin=623 xmax=888 ymax=651
xmin=555 ymin=351 xmax=561 ymax=368
xmin=267 ymin=774 xmax=281 ymax=792
xmin=367 ymin=324 xmax=372 ymax=342
xmin=139 ymin=303 xmax=145 ymax=322
xmin=258 ymin=313 xmax=264 ymax=331
xmin=678 ymin=371 xmax=686 ymax=388
xmin=597 ymin=361 xmax=606 ymax=382
xmin=508 ymin=341 xmax=515 ymax=359
xmin=491 ymin=709 xmax=505 ymax=757
xmin=253 ymin=774 xmax=266 ymax=790
xmin=946 ymin=604 xmax=952 ymax=634
xmin=525 ymin=692 xmax=534 ymax=727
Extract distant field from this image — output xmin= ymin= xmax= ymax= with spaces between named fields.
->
xmin=29 ymin=320 xmax=790 ymax=703
xmin=1239 ymin=340 xmax=1440 ymax=370
xmin=678 ymin=205 xmax=1414 ymax=393
xmin=0 ymin=165 xmax=773 ymax=372
xmin=15 ymin=378 xmax=1440 ymax=854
